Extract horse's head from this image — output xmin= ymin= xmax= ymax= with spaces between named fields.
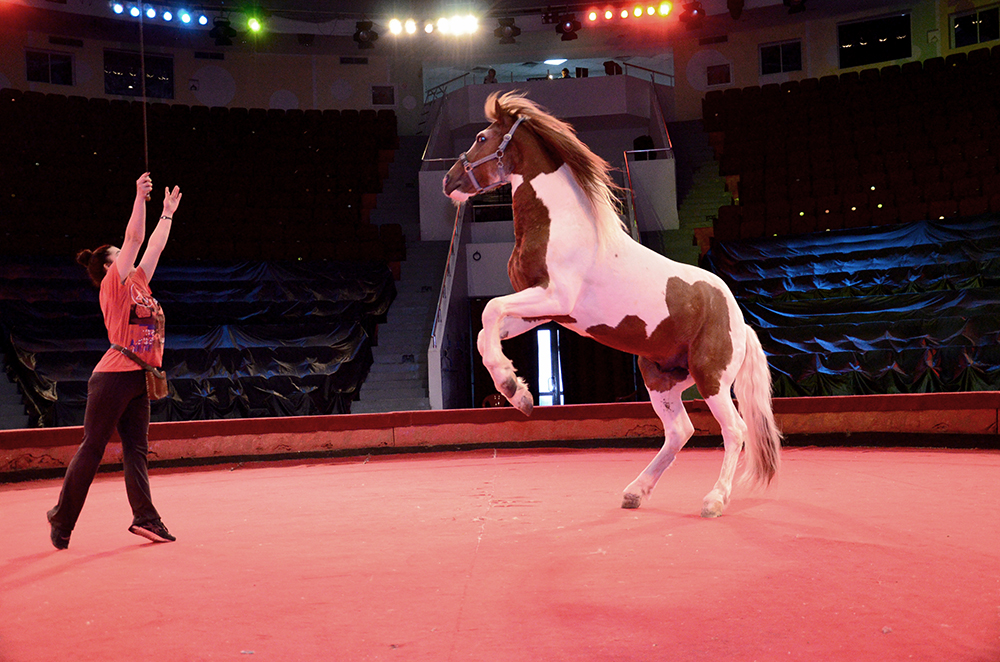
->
xmin=443 ymin=95 xmax=525 ymax=202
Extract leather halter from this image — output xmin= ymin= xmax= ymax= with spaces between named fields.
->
xmin=458 ymin=116 xmax=526 ymax=195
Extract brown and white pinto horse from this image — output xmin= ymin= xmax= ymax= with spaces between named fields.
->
xmin=443 ymin=92 xmax=780 ymax=517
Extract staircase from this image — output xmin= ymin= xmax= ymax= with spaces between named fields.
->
xmin=353 ymin=136 xmax=450 ymax=413
xmin=0 ymin=360 xmax=30 ymax=430
xmin=641 ymin=120 xmax=730 ymax=266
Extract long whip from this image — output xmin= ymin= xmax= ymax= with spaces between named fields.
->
xmin=138 ymin=7 xmax=150 ymax=198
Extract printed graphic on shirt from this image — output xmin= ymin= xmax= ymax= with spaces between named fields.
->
xmin=127 ymin=282 xmax=164 ymax=354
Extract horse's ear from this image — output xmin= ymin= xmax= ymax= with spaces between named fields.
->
xmin=492 ymin=94 xmax=505 ymax=123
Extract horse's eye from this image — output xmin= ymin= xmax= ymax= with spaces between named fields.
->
xmin=476 ymin=136 xmax=486 ymax=143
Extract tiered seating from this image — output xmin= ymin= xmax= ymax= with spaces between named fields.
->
xmin=706 ymin=47 xmax=1000 ymax=242
xmin=703 ymin=216 xmax=1000 ymax=396
xmin=0 ymin=257 xmax=396 ymax=426
xmin=0 ymin=89 xmax=404 ymax=264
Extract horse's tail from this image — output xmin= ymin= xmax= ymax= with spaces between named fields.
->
xmin=733 ymin=324 xmax=782 ymax=489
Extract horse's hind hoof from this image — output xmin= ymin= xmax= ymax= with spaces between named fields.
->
xmin=621 ymin=493 xmax=642 ymax=509
xmin=700 ymin=502 xmax=724 ymax=518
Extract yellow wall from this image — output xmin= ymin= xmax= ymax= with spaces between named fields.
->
xmin=2 ymin=1 xmax=997 ymax=131
xmin=0 ymin=6 xmax=427 ymax=133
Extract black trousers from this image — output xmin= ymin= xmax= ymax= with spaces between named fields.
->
xmin=48 ymin=370 xmax=161 ymax=532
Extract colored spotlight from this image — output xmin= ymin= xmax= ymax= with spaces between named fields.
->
xmin=588 ymin=10 xmax=598 ymax=21
xmin=621 ymin=8 xmax=629 ymax=18
xmin=112 ymin=3 xmax=125 ymax=15
xmin=647 ymin=6 xmax=656 ymax=14
xmin=198 ymin=14 xmax=208 ymax=25
xmin=604 ymin=9 xmax=613 ymax=18
xmin=634 ymin=6 xmax=643 ymax=17
xmin=389 ymin=18 xmax=402 ymax=34
xmin=179 ymin=10 xmax=191 ymax=23
xmin=248 ymin=17 xmax=261 ymax=31
xmin=145 ymin=6 xmax=156 ymax=19
xmin=129 ymin=5 xmax=140 ymax=17
xmin=659 ymin=2 xmax=672 ymax=15
xmin=163 ymin=10 xmax=173 ymax=21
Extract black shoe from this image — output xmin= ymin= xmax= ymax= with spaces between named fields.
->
xmin=50 ymin=524 xmax=71 ymax=550
xmin=128 ymin=520 xmax=176 ymax=543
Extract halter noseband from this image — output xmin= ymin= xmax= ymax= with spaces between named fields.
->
xmin=458 ymin=115 xmax=526 ymax=195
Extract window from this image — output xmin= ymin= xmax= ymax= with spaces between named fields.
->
xmin=26 ymin=50 xmax=73 ymax=85
xmin=104 ymin=49 xmax=174 ymax=99
xmin=707 ymin=63 xmax=731 ymax=86
xmin=760 ymin=40 xmax=802 ymax=76
xmin=536 ymin=327 xmax=563 ymax=407
xmin=371 ymin=85 xmax=395 ymax=106
xmin=838 ymin=13 xmax=912 ymax=69
xmin=953 ymin=6 xmax=1000 ymax=48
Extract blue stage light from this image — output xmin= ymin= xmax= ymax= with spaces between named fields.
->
xmin=129 ymin=5 xmax=140 ymax=17
xmin=179 ymin=9 xmax=191 ymax=23
xmin=145 ymin=6 xmax=156 ymax=19
xmin=112 ymin=3 xmax=125 ymax=14
xmin=163 ymin=10 xmax=173 ymax=21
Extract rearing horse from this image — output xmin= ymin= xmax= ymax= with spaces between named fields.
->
xmin=443 ymin=92 xmax=781 ymax=517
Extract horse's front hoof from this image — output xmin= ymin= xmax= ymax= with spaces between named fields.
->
xmin=513 ymin=391 xmax=533 ymax=416
xmin=622 ymin=493 xmax=642 ymax=509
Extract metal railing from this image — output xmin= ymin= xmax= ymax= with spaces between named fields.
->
xmin=620 ymin=62 xmax=675 ymax=86
xmin=429 ymin=202 xmax=468 ymax=350
xmin=424 ymin=72 xmax=471 ymax=104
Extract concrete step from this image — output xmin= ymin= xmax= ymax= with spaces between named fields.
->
xmin=352 ymin=396 xmax=430 ymax=414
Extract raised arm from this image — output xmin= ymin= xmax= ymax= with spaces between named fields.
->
xmin=139 ymin=185 xmax=182 ymax=281
xmin=115 ymin=172 xmax=153 ymax=282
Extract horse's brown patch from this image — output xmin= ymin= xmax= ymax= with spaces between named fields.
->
xmin=586 ymin=277 xmax=733 ymax=397
xmin=508 ymin=180 xmax=553 ymax=291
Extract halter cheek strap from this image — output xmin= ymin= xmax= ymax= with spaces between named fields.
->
xmin=458 ymin=115 xmax=526 ymax=195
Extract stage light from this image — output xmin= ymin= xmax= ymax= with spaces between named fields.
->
xmin=389 ymin=18 xmax=402 ymax=34
xmin=112 ymin=3 xmax=125 ymax=15
xmin=728 ymin=0 xmax=744 ymax=20
xmin=634 ymin=6 xmax=643 ymax=17
xmin=248 ymin=17 xmax=261 ymax=32
xmin=785 ymin=0 xmax=805 ymax=14
xmin=198 ymin=14 xmax=208 ymax=25
xmin=604 ymin=9 xmax=613 ymax=19
xmin=178 ymin=9 xmax=191 ymax=23
xmin=437 ymin=15 xmax=477 ymax=35
xmin=424 ymin=21 xmax=434 ymax=33
xmin=494 ymin=17 xmax=521 ymax=44
xmin=129 ymin=5 xmax=140 ymax=17
xmin=145 ymin=5 xmax=156 ymax=19
xmin=647 ymin=6 xmax=656 ymax=15
xmin=353 ymin=20 xmax=378 ymax=49
xmin=659 ymin=2 xmax=672 ymax=16
xmin=588 ymin=10 xmax=598 ymax=21
xmin=679 ymin=2 xmax=704 ymax=28
xmin=209 ymin=17 xmax=237 ymax=46
xmin=163 ymin=10 xmax=173 ymax=21
xmin=620 ymin=9 xmax=629 ymax=18
xmin=556 ymin=14 xmax=580 ymax=40
xmin=405 ymin=19 xmax=416 ymax=34
xmin=544 ymin=58 xmax=567 ymax=65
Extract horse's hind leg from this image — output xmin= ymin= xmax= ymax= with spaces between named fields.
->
xmin=700 ymin=388 xmax=749 ymax=518
xmin=622 ymin=359 xmax=694 ymax=509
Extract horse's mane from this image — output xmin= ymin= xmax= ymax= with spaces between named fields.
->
xmin=486 ymin=92 xmax=627 ymax=242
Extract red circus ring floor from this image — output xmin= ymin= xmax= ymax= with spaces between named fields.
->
xmin=1 ymin=393 xmax=999 ymax=661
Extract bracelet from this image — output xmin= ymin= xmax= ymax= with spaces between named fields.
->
xmin=160 ymin=215 xmax=172 ymax=220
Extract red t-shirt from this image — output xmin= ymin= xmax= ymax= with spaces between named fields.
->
xmin=93 ymin=264 xmax=165 ymax=372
